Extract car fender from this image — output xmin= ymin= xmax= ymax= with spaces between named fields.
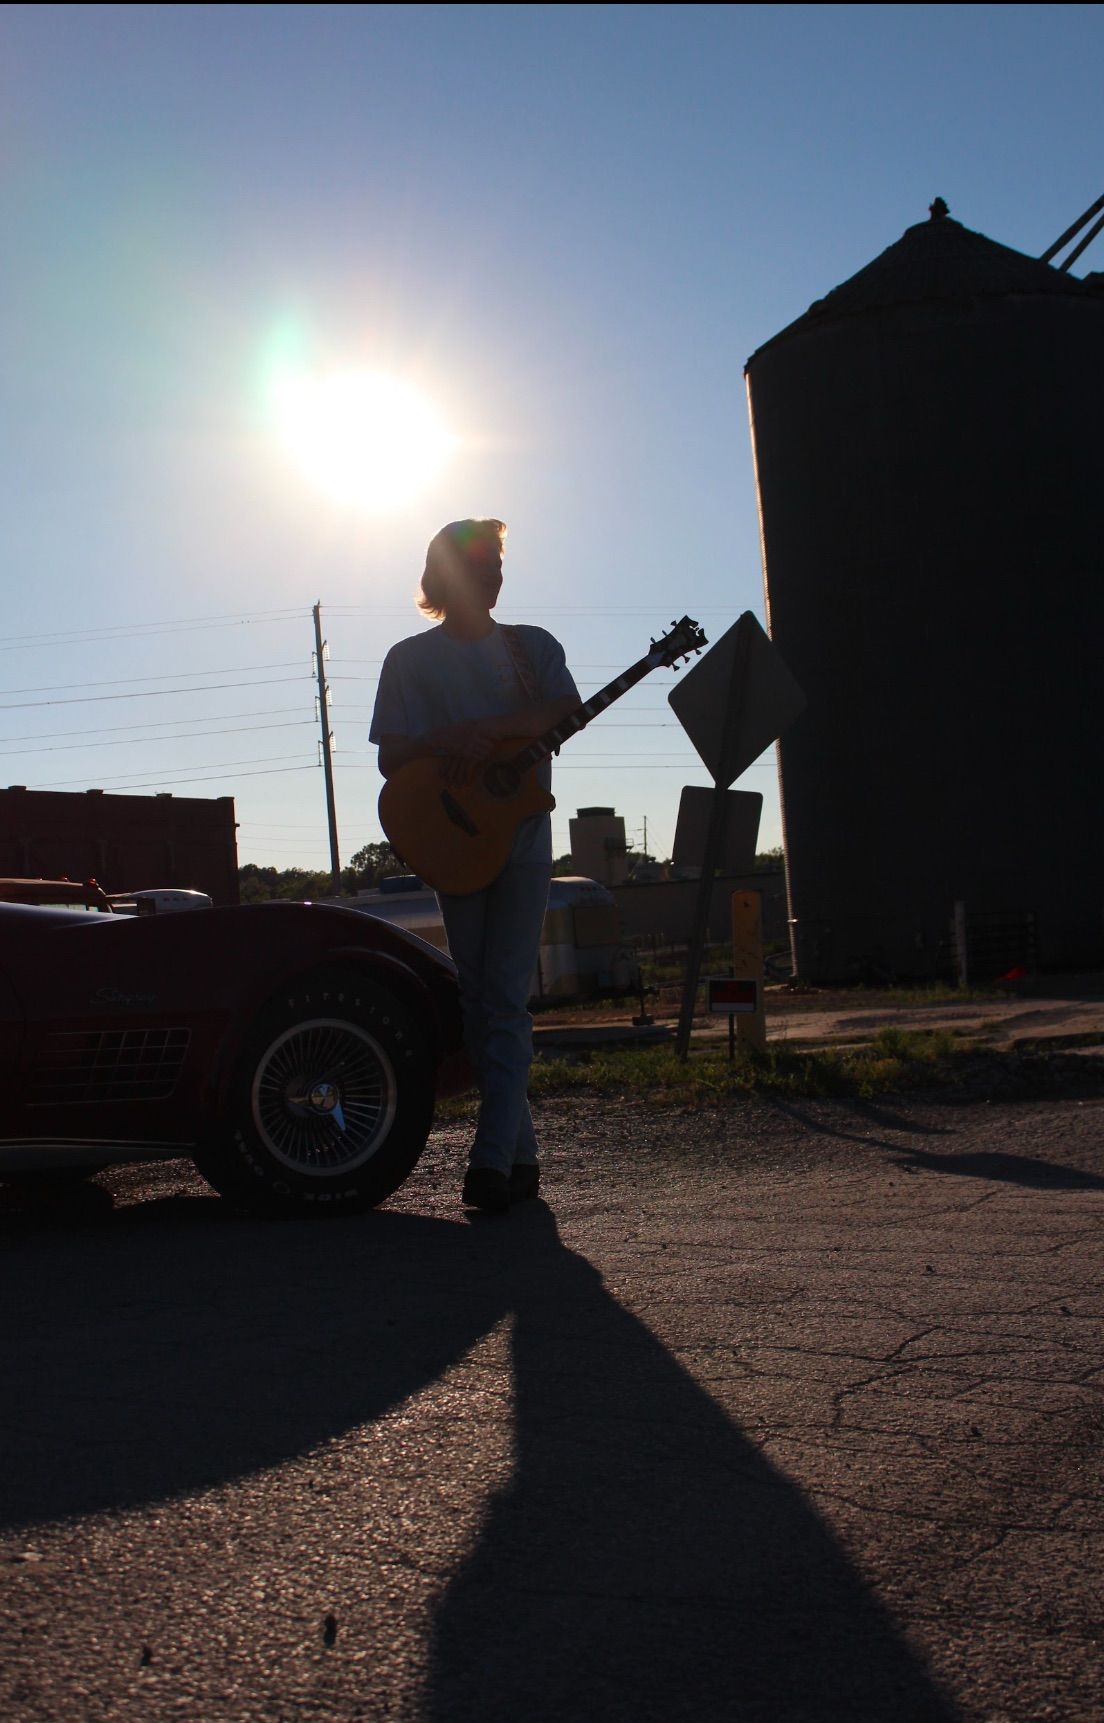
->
xmin=0 ymin=964 xmax=24 ymax=1085
xmin=197 ymin=947 xmax=446 ymax=1124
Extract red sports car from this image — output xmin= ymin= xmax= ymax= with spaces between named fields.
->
xmin=0 ymin=900 xmax=467 ymax=1214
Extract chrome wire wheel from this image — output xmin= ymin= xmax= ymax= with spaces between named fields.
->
xmin=249 ymin=1016 xmax=399 ymax=1177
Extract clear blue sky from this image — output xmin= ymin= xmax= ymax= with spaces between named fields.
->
xmin=2 ymin=3 xmax=1100 ymax=872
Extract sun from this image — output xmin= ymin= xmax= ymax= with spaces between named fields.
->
xmin=271 ymin=367 xmax=456 ymax=510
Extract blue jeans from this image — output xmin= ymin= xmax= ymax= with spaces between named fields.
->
xmin=437 ymin=859 xmax=552 ymax=1176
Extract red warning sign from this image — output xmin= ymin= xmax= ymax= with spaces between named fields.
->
xmin=706 ymin=977 xmax=759 ymax=1015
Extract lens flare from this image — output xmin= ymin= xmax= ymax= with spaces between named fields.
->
xmin=270 ymin=366 xmax=456 ymax=510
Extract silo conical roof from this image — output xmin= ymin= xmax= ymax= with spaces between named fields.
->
xmin=748 ymin=205 xmax=1092 ymax=364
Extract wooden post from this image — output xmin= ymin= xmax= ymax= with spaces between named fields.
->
xmin=313 ymin=602 xmax=342 ymax=896
xmin=731 ymin=890 xmax=766 ymax=1052
xmin=953 ymin=899 xmax=968 ymax=988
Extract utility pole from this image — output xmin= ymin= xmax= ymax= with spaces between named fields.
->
xmin=642 ymin=814 xmax=649 ymax=861
xmin=313 ymin=602 xmax=342 ymax=895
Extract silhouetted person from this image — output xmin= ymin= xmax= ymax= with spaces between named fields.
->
xmin=371 ymin=519 xmax=578 ymax=1215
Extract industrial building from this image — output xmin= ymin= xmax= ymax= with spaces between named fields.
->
xmin=569 ymin=807 xmax=629 ymax=887
xmin=745 ymin=201 xmax=1104 ymax=982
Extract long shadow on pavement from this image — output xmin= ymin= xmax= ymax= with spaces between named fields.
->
xmin=764 ymin=1095 xmax=953 ymax=1150
xmin=427 ymin=1203 xmax=959 ymax=1723
xmin=1 ymin=1187 xmax=960 ymax=1721
xmin=893 ymin=1147 xmax=1104 ymax=1189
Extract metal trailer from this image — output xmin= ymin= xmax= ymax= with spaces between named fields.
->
xmin=109 ymin=889 xmax=214 ymax=916
xmin=744 ymin=203 xmax=1104 ymax=983
xmin=335 ymin=874 xmax=640 ymax=1006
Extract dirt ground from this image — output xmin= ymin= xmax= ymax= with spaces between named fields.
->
xmin=534 ymin=975 xmax=1104 ymax=1055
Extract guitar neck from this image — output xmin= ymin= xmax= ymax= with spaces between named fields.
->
xmin=505 ymin=653 xmax=660 ymax=772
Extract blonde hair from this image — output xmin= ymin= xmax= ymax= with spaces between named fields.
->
xmin=418 ymin=518 xmax=507 ymax=617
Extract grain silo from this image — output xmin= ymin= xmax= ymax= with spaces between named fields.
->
xmin=745 ymin=200 xmax=1104 ymax=982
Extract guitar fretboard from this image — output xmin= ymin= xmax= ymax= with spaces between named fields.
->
xmin=504 ymin=654 xmax=661 ymax=773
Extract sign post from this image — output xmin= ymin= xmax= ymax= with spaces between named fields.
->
xmin=669 ymin=612 xmax=806 ymax=1059
xmin=705 ymin=975 xmax=760 ymax=1061
xmin=674 ymin=622 xmax=755 ymax=1057
xmin=731 ymin=889 xmax=767 ymax=1052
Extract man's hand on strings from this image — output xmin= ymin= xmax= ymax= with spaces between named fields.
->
xmin=429 ymin=719 xmax=503 ymax=785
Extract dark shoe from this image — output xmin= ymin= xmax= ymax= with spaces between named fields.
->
xmin=462 ymin=1167 xmax=510 ymax=1215
xmin=508 ymin=1163 xmax=541 ymax=1202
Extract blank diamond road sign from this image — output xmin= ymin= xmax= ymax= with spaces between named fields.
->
xmin=668 ymin=611 xmax=806 ymax=787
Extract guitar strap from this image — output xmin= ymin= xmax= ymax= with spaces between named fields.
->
xmin=500 ymin=625 xmax=542 ymax=705
xmin=501 ymin=625 xmax=562 ymax=755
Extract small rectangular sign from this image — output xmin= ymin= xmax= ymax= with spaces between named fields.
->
xmin=706 ymin=977 xmax=759 ymax=1015
xmin=671 ymin=786 xmax=762 ymax=873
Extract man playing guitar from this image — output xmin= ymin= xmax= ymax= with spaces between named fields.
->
xmin=370 ymin=518 xmax=579 ymax=1215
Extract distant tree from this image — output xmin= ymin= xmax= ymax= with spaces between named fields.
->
xmin=555 ymin=851 xmax=673 ymax=882
xmin=347 ymin=841 xmax=404 ymax=888
xmin=754 ymin=846 xmax=785 ymax=871
xmin=238 ymin=863 xmax=335 ymax=903
xmin=239 ymin=844 xmax=409 ymax=903
xmin=625 ymin=850 xmax=664 ymax=871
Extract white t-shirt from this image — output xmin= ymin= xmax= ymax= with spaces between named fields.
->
xmin=370 ymin=622 xmax=579 ymax=865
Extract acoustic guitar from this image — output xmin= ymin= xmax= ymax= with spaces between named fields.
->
xmin=378 ymin=616 xmax=707 ymax=895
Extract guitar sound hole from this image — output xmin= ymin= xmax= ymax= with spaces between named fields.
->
xmin=483 ymin=762 xmax=521 ymax=798
xmin=440 ymin=789 xmax=480 ymax=835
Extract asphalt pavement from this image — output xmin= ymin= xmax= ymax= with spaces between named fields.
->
xmin=1 ymin=1089 xmax=1101 ymax=1722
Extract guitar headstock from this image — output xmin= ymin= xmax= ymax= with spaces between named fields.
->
xmin=649 ymin=615 xmax=708 ymax=668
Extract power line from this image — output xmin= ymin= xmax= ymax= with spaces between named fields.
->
xmin=239 ymin=843 xmax=333 ymax=856
xmin=27 ymin=753 xmax=320 ymax=791
xmin=553 ymin=764 xmax=773 ymax=771
xmin=0 ymin=675 xmax=312 ymax=714
xmin=335 ymin=758 xmax=774 ymax=771
xmin=0 ymin=609 xmax=309 ymax=652
xmin=239 ymin=836 xmax=332 ymax=848
xmin=107 ymin=764 xmax=320 ymax=791
xmin=538 ymin=766 xmax=713 ymax=772
xmin=336 ymin=742 xmax=718 ymax=760
xmin=327 ymin=674 xmax=687 ymax=688
xmin=0 ymin=705 xmax=310 ymax=746
xmin=237 ymin=820 xmax=329 ymax=832
xmin=326 ymin=605 xmax=740 ymax=616
xmin=336 ymin=716 xmax=683 ymax=730
xmin=0 ymin=603 xmax=738 ymax=653
xmin=330 ymin=660 xmax=716 ymax=671
xmin=0 ymin=718 xmax=316 ymax=758
xmin=0 ymin=661 xmax=305 ymax=699
xmin=331 ymin=702 xmax=680 ymax=714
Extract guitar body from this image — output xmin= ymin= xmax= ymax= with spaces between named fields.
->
xmin=376 ymin=616 xmax=706 ymax=897
xmin=379 ymin=741 xmax=556 ymax=895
